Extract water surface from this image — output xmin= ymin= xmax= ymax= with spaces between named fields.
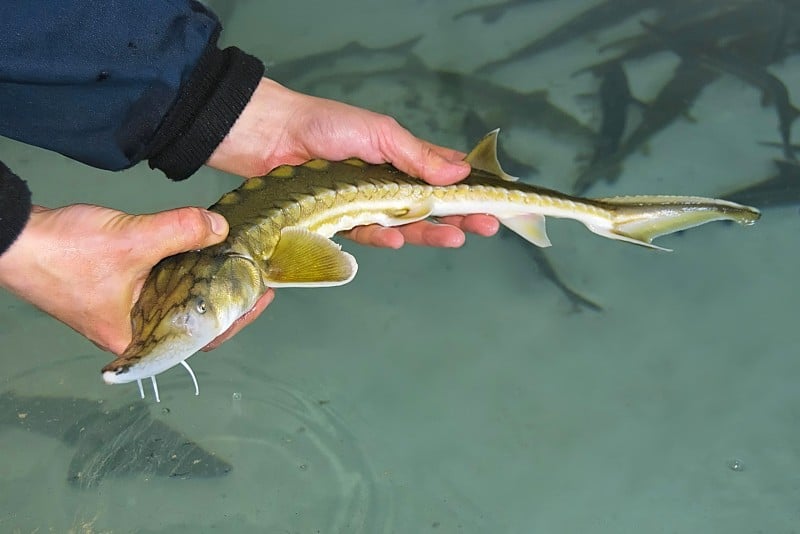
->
xmin=1 ymin=1 xmax=798 ymax=532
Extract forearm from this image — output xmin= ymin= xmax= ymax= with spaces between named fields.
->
xmin=0 ymin=0 xmax=264 ymax=180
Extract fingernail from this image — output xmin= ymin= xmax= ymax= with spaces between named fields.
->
xmin=453 ymin=160 xmax=471 ymax=172
xmin=450 ymin=160 xmax=471 ymax=180
xmin=206 ymin=212 xmax=228 ymax=236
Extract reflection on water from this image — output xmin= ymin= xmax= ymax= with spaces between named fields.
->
xmin=0 ymin=391 xmax=232 ymax=489
xmin=2 ymin=0 xmax=800 ymax=532
xmin=202 ymin=370 xmax=391 ymax=533
xmin=1 ymin=361 xmax=389 ymax=532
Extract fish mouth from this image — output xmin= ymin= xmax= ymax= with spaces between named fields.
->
xmin=101 ymin=356 xmax=141 ymax=385
xmin=102 ymin=302 xmax=233 ymax=386
xmin=102 ymin=368 xmax=129 ymax=385
xmin=102 ymin=345 xmax=195 ymax=385
xmin=100 ymin=331 xmax=216 ymax=402
xmin=101 ymin=320 xmax=225 ymax=386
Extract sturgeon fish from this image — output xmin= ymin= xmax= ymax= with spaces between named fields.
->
xmin=101 ymin=130 xmax=760 ymax=401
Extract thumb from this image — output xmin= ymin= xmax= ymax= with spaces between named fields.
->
xmin=138 ymin=207 xmax=229 ymax=261
xmin=376 ymin=123 xmax=470 ymax=185
xmin=414 ymin=143 xmax=471 ymax=185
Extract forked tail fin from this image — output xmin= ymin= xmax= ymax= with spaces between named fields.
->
xmin=588 ymin=195 xmax=761 ymax=251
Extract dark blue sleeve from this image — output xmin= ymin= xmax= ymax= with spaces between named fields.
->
xmin=0 ymin=0 xmax=263 ymax=176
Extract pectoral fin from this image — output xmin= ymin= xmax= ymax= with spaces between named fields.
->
xmin=265 ymin=227 xmax=358 ymax=287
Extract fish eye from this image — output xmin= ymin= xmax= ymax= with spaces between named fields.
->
xmin=195 ymin=298 xmax=207 ymax=314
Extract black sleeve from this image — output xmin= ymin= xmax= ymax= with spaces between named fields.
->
xmin=145 ymin=39 xmax=265 ymax=180
xmin=0 ymin=163 xmax=32 ymax=256
xmin=0 ymin=0 xmax=265 ymax=181
xmin=0 ymin=1 xmax=265 ymax=255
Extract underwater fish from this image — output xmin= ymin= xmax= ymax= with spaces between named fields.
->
xmin=587 ymin=62 xmax=639 ymax=168
xmin=477 ymin=0 xmax=658 ymax=73
xmin=573 ymin=60 xmax=720 ymax=194
xmin=297 ymin=57 xmax=596 ymax=148
xmin=101 ymin=130 xmax=760 ymax=401
xmin=594 ymin=0 xmax=782 ymax=62
xmin=265 ymin=43 xmax=595 ymax=154
xmin=697 ymin=52 xmax=799 ymax=161
xmin=265 ymin=36 xmax=422 ymax=84
xmin=642 ymin=20 xmax=800 ymax=161
xmin=575 ymin=61 xmax=645 ymax=193
xmin=573 ymin=21 xmax=797 ymax=194
xmin=499 ymin=229 xmax=602 ymax=312
xmin=452 ymin=0 xmax=547 ymax=23
xmin=0 ymin=391 xmax=231 ymax=488
xmin=723 ymin=159 xmax=800 ymax=208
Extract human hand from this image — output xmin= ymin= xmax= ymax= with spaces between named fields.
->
xmin=0 ymin=203 xmax=270 ymax=355
xmin=207 ymin=77 xmax=500 ymax=248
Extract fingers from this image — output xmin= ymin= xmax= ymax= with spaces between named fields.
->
xmin=394 ymin=221 xmax=466 ymax=247
xmin=438 ymin=214 xmax=500 ymax=237
xmin=373 ymin=116 xmax=471 ymax=185
xmin=342 ymin=225 xmax=404 ymax=249
xmin=201 ymin=289 xmax=276 ymax=351
xmin=139 ymin=207 xmax=229 ymax=263
xmin=419 ymin=142 xmax=472 ymax=185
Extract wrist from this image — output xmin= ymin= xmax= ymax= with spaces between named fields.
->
xmin=0 ymin=206 xmax=45 ymax=297
xmin=146 ymin=45 xmax=265 ymax=181
xmin=206 ymin=77 xmax=306 ymax=178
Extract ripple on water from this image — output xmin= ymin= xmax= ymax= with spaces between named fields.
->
xmin=204 ymin=372 xmax=392 ymax=533
xmin=0 ymin=350 xmax=391 ymax=533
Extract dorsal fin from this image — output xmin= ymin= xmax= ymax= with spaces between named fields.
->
xmin=464 ymin=129 xmax=518 ymax=181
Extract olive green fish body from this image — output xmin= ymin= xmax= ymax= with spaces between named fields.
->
xmin=102 ymin=130 xmax=759 ymax=401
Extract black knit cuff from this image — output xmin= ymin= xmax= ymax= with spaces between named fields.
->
xmin=0 ymin=162 xmax=32 ymax=256
xmin=147 ymin=43 xmax=265 ymax=180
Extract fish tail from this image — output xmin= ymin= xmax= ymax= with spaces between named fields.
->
xmin=588 ymin=195 xmax=761 ymax=251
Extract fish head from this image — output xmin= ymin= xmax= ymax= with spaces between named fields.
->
xmin=102 ymin=251 xmax=263 ymax=385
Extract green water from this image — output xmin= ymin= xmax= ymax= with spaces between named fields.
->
xmin=2 ymin=1 xmax=798 ymax=532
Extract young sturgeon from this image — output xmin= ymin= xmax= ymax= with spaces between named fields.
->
xmin=101 ymin=130 xmax=760 ymax=401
